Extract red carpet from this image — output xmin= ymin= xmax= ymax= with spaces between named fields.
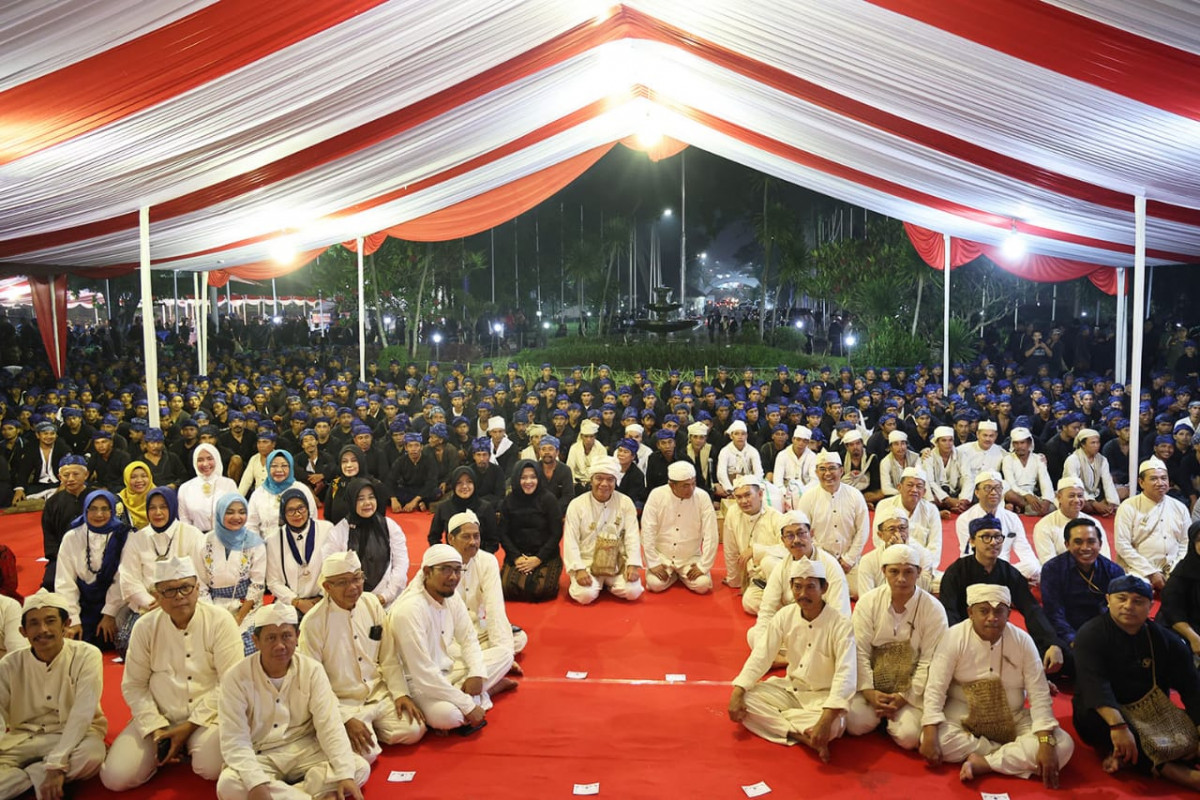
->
xmin=2 ymin=508 xmax=1176 ymax=799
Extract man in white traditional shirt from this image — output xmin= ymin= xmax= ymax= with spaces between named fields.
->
xmin=1112 ymin=457 xmax=1190 ymax=590
xmin=796 ymin=451 xmax=870 ymax=592
xmin=1001 ymin=427 xmax=1055 ymax=516
xmin=1062 ymin=428 xmax=1120 ymax=516
xmin=0 ymin=591 xmax=106 ymax=800
xmin=101 ymin=556 xmax=242 ymax=791
xmin=956 ymin=471 xmax=1042 ymax=583
xmin=850 ymin=544 xmax=948 ymax=750
xmin=217 ymin=602 xmax=368 ymax=800
xmin=728 ymin=558 xmax=872 ymax=763
xmin=641 ymin=461 xmax=719 ymax=594
xmin=566 ymin=419 xmax=603 ymax=490
xmin=0 ymin=596 xmax=20 ymax=661
xmin=879 ymin=431 xmax=920 ymax=498
xmin=855 ymin=513 xmax=936 ymax=596
xmin=956 ymin=420 xmax=1006 ymax=499
xmin=923 ymin=426 xmax=970 ymax=514
xmin=722 ymin=475 xmax=786 ymax=614
xmin=773 ymin=425 xmax=815 ymax=505
xmin=682 ymin=422 xmax=714 ymax=493
xmin=562 ymin=458 xmax=643 ymax=604
xmin=1032 ymin=477 xmax=1107 ymax=563
xmin=873 ymin=467 xmax=943 ymax=567
xmin=391 ymin=544 xmax=508 ymax=733
xmin=297 ymin=552 xmax=425 ymax=764
xmin=445 ymin=511 xmax=525 ymax=682
xmin=715 ymin=420 xmax=763 ymax=507
xmin=919 ymin=584 xmax=1074 ymax=788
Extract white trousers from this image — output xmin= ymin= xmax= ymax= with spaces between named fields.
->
xmin=647 ymin=563 xmax=713 ymax=594
xmin=0 ymin=731 xmax=105 ymax=800
xmin=933 ymin=702 xmax=1075 ymax=778
xmin=417 ymin=647 xmax=514 ymax=731
xmin=846 ymin=694 xmax=924 ymax=749
xmin=568 ymin=570 xmax=644 ymax=605
xmin=100 ymin=722 xmax=223 ymax=791
xmin=215 ymin=736 xmax=370 ymax=800
xmin=740 ymin=677 xmax=865 ymax=747
xmin=347 ymin=698 xmax=426 ymax=763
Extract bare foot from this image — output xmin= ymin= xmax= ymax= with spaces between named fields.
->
xmin=1046 ymin=680 xmax=1059 ymax=696
xmin=491 ymin=677 xmax=519 ymax=696
xmin=817 ymin=746 xmax=832 ymax=763
xmin=959 ymin=753 xmax=991 ymax=783
xmin=508 ymin=661 xmax=524 ymax=677
xmin=1102 ymin=753 xmax=1123 ymax=774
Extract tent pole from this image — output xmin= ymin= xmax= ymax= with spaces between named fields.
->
xmin=173 ymin=271 xmax=179 ymax=333
xmin=1114 ymin=268 xmax=1126 ymax=382
xmin=357 ymin=237 xmax=366 ymax=383
xmin=105 ymin=279 xmax=113 ymax=321
xmin=942 ymin=232 xmax=951 ymax=395
xmin=680 ymin=149 xmax=687 ymax=316
xmin=272 ymin=278 xmax=278 ymax=317
xmin=193 ymin=273 xmax=202 ymax=373
xmin=1128 ymin=196 xmax=1147 ymax=486
xmin=139 ymin=207 xmax=160 ymax=430
xmin=1051 ymin=284 xmax=1057 ymax=322
xmin=50 ymin=277 xmax=61 ymax=377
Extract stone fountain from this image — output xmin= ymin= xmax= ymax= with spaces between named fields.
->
xmin=633 ymin=287 xmax=696 ymax=334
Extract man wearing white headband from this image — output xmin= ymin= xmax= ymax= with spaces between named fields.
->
xmin=923 ymin=426 xmax=970 ymax=514
xmin=101 ymin=556 xmax=243 ymax=791
xmin=1061 ymin=428 xmax=1119 ymax=516
xmin=956 ymin=419 xmax=1007 ymax=499
xmin=562 ymin=458 xmax=643 ymax=604
xmin=1032 ymin=477 xmax=1107 ymax=564
xmin=297 ymin=551 xmax=425 ymax=765
xmin=217 ymin=601 xmax=368 ymax=800
xmin=772 ymin=425 xmax=816 ymax=500
xmin=796 ymin=449 xmax=871 ymax=594
xmin=850 ymin=543 xmax=948 ymax=751
xmin=1112 ymin=458 xmax=1189 ymax=590
xmin=729 ymin=557 xmax=868 ymax=762
xmin=566 ymin=419 xmax=604 ymax=492
xmin=873 ymin=465 xmax=942 ymax=563
xmin=0 ymin=591 xmax=106 ymax=800
xmin=722 ymin=475 xmax=787 ymax=614
xmin=956 ymin=471 xmax=1041 ymax=584
xmin=879 ymin=430 xmax=920 ymax=498
xmin=837 ymin=430 xmax=880 ymax=504
xmin=854 ymin=513 xmax=936 ymax=597
xmin=682 ymin=421 xmax=715 ymax=493
xmin=641 ymin=460 xmax=719 ymax=594
xmin=920 ymin=583 xmax=1074 ymax=788
xmin=715 ymin=419 xmax=764 ymax=509
xmin=1000 ymin=427 xmax=1055 ymax=517
xmin=390 ymin=544 xmax=503 ymax=733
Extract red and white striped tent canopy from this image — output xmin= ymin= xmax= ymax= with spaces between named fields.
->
xmin=3 ymin=0 xmax=1200 ymax=288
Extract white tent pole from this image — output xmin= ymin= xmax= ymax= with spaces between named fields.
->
xmin=357 ymin=237 xmax=366 ymax=383
xmin=139 ymin=207 xmax=161 ymax=430
xmin=680 ymin=148 xmax=687 ymax=315
xmin=193 ymin=272 xmax=202 ymax=373
xmin=1128 ymin=196 xmax=1147 ymax=486
xmin=50 ymin=276 xmax=61 ymax=377
xmin=942 ymin=232 xmax=951 ymax=395
xmin=1114 ymin=267 xmax=1126 ymax=382
xmin=173 ymin=270 xmax=179 ymax=333
xmin=272 ymin=278 xmax=279 ymax=317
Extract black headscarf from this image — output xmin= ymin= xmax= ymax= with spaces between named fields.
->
xmin=447 ymin=465 xmax=483 ymax=514
xmin=506 ymin=459 xmax=546 ymax=508
xmin=343 ymin=477 xmax=390 ymax=592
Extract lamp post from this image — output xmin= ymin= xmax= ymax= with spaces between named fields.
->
xmin=844 ymin=333 xmax=857 ymax=373
xmin=492 ymin=323 xmax=504 ymax=358
xmin=431 ymin=331 xmax=442 ymax=362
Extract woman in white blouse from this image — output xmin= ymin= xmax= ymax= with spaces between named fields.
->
xmin=319 ymin=477 xmax=408 ymax=608
xmin=266 ymin=487 xmax=333 ymax=615
xmin=246 ymin=449 xmax=317 ymax=542
xmin=194 ymin=491 xmax=266 ymax=654
xmin=177 ymin=443 xmax=237 ymax=531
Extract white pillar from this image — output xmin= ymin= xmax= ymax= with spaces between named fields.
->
xmin=193 ymin=272 xmax=203 ymax=373
xmin=139 ymin=207 xmax=161 ymax=429
xmin=1114 ymin=267 xmax=1126 ymax=382
xmin=1128 ymin=196 xmax=1147 ymax=485
xmin=680 ymin=149 xmax=687 ymax=314
xmin=942 ymin=232 xmax=951 ymax=395
xmin=357 ymin=237 xmax=366 ymax=383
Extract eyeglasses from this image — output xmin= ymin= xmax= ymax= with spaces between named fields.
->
xmin=284 ymin=506 xmax=308 ymax=517
xmin=975 ymin=532 xmax=1005 ymax=543
xmin=158 ymin=583 xmax=197 ymax=599
xmin=326 ymin=573 xmax=365 ymax=589
xmin=433 ymin=565 xmax=463 ymax=575
xmin=979 ymin=485 xmax=1003 ymax=494
xmin=781 ymin=530 xmax=810 ymax=542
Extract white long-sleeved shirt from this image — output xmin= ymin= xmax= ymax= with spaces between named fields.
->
xmin=851 ymin=585 xmax=947 ymax=707
xmin=722 ymin=505 xmax=786 ymax=588
xmin=55 ymin=524 xmax=125 ymax=627
xmin=922 ymin=448 xmax=964 ymax=502
xmin=266 ymin=519 xmax=333 ymax=605
xmin=796 ymin=482 xmax=870 ymax=566
xmin=562 ymin=490 xmax=642 ymax=573
xmin=733 ymin=603 xmax=857 ymax=713
xmin=1001 ymin=452 xmax=1055 ymax=501
xmin=1063 ymin=452 xmax=1119 ymax=505
xmin=921 ymin=621 xmax=1058 ymax=733
xmin=854 ymin=539 xmax=937 ymax=596
xmin=177 ymin=475 xmax=237 ymax=531
xmin=118 ymin=520 xmax=204 ymax=613
xmin=219 ymin=652 xmax=359 ymax=790
xmin=772 ymin=445 xmax=815 ymax=493
xmin=0 ymin=596 xmax=23 ymax=660
xmin=716 ymin=442 xmax=763 ymax=492
xmin=0 ymin=640 xmax=107 ymax=771
xmin=298 ymin=593 xmax=408 ymax=720
xmin=1112 ymin=492 xmax=1190 ymax=579
xmin=320 ymin=518 xmax=409 ymax=606
xmin=391 ymin=588 xmax=485 ymax=716
xmin=246 ymin=481 xmax=318 ymax=543
xmin=194 ymin=532 xmax=267 ymax=612
xmin=955 ymin=442 xmax=1007 ymax=499
xmin=753 ymin=546 xmax=851 ymax=641
xmin=122 ymin=602 xmax=243 ymax=736
xmin=879 ymin=451 xmax=920 ymax=497
xmin=565 ymin=440 xmax=603 ymax=485
xmin=871 ymin=494 xmax=943 ymax=557
xmin=1031 ymin=510 xmax=1107 ymax=563
xmin=456 ymin=551 xmax=515 ymax=655
xmin=640 ymin=485 xmax=719 ymax=572
xmin=237 ymin=453 xmax=269 ymax=497
xmin=955 ymin=503 xmax=1041 ymax=582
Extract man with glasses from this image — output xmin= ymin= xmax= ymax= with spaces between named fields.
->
xmin=297 ymin=551 xmax=425 ymax=764
xmin=941 ymin=515 xmax=1067 ymax=675
xmin=641 ymin=461 xmax=719 ymax=594
xmin=855 ymin=513 xmax=936 ymax=596
xmin=100 ymin=556 xmax=243 ymax=791
xmin=956 ymin=471 xmax=1042 ymax=584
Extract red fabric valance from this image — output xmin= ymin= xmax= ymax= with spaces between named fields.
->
xmin=28 ymin=274 xmax=68 ymax=378
xmin=903 ymin=222 xmax=1125 ymax=295
xmin=206 ymin=246 xmax=328 ymax=287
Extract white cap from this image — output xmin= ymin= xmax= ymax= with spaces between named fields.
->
xmin=977 ymin=420 xmax=998 ymax=432
xmin=788 ymin=557 xmax=826 ymax=580
xmin=21 ymin=590 xmax=70 ymax=615
xmin=626 ymin=424 xmax=644 ymax=435
xmin=899 ymin=466 xmax=927 ymax=482
xmin=1138 ymin=457 xmax=1168 ymax=476
xmin=320 ymin=550 xmax=363 ymax=580
xmin=878 ymin=509 xmax=908 ymax=528
xmin=1074 ymin=428 xmax=1100 ymax=447
xmin=527 ymin=424 xmax=547 ymax=437
xmin=841 ymin=430 xmax=863 ymax=444
xmin=781 ymin=508 xmax=811 ymax=528
xmin=887 ymin=430 xmax=908 ymax=444
xmin=448 ymin=509 xmax=480 ymax=534
xmin=1009 ymin=427 xmax=1032 ymax=442
xmin=588 ymin=457 xmax=621 ymax=479
xmin=966 ymin=584 xmax=1012 ymax=607
xmin=733 ymin=474 xmax=765 ymax=490
xmin=687 ymin=422 xmax=708 ymax=437
xmin=667 ymin=461 xmax=696 ymax=481
xmin=933 ymin=426 xmax=954 ymax=440
xmin=727 ymin=420 xmax=747 ymax=434
xmin=422 ymin=543 xmax=463 ymax=568
xmin=153 ymin=556 xmax=197 ymax=583
xmin=487 ymin=417 xmax=506 ymax=431
xmin=256 ymin=602 xmax=299 ymax=628
xmin=816 ymin=451 xmax=842 ymax=466
xmin=974 ymin=470 xmax=1003 ymax=487
xmin=1056 ymin=476 xmax=1084 ymax=492
xmin=580 ymin=420 xmax=599 ymax=435
xmin=792 ymin=425 xmax=812 ymax=439
xmin=881 ymin=543 xmax=920 ymax=567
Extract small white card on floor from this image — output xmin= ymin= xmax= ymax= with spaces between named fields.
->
xmin=573 ymin=783 xmax=599 ymax=795
xmin=388 ymin=771 xmax=415 ymax=783
xmin=566 ymin=671 xmax=588 ymax=680
xmin=36 ymin=557 xmax=48 ymax=563
xmin=665 ymin=673 xmax=687 ymax=683
xmin=742 ymin=782 xmax=771 ymax=797
xmin=111 ymin=657 xmax=123 ymax=664
xmin=981 ymin=793 xmax=1010 ymax=800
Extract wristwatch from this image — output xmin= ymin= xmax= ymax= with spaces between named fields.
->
xmin=1037 ymin=733 xmax=1056 ymax=746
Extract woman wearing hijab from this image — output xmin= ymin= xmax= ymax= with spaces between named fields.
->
xmin=320 ymin=477 xmax=408 ymax=608
xmin=1160 ymin=520 xmax=1200 ymax=664
xmin=427 ymin=466 xmax=500 ymax=553
xmin=54 ymin=488 xmax=132 ymax=647
xmin=195 ymin=491 xmax=266 ymax=654
xmin=117 ymin=460 xmax=155 ymax=529
xmin=496 ymin=460 xmax=563 ymax=602
xmin=116 ymin=486 xmax=203 ymax=651
xmin=266 ymin=486 xmax=333 ymax=615
xmin=177 ymin=443 xmax=237 ymax=531
xmin=324 ymin=445 xmax=368 ymax=525
xmin=247 ymin=449 xmax=317 ymax=541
